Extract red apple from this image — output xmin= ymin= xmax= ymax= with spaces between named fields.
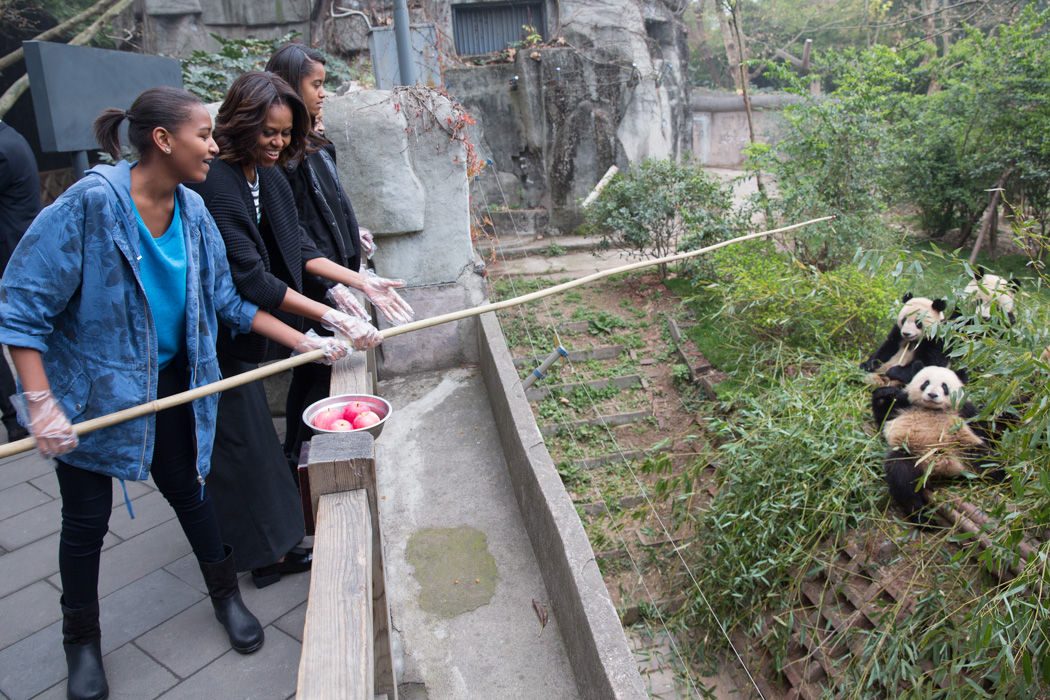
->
xmin=313 ymin=407 xmax=342 ymax=430
xmin=342 ymin=401 xmax=369 ymax=422
xmin=330 ymin=419 xmax=354 ymax=431
xmin=352 ymin=411 xmax=381 ymax=430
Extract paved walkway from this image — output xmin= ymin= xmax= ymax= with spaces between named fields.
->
xmin=0 ymin=418 xmax=311 ymax=700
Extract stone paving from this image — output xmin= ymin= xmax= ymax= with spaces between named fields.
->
xmin=0 ymin=418 xmax=310 ymax=700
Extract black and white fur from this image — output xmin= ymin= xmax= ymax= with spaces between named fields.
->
xmin=962 ymin=267 xmax=1019 ymax=325
xmin=861 ymin=293 xmax=950 ymax=386
xmin=872 ymin=364 xmax=1003 ymax=525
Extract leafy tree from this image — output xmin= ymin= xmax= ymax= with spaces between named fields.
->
xmin=583 ymin=158 xmax=747 ymax=278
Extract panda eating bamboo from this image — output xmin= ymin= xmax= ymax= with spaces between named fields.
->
xmin=860 ymin=293 xmax=951 ymax=387
xmin=872 ymin=363 xmax=1004 ymax=525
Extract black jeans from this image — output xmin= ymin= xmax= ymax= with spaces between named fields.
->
xmin=56 ymin=362 xmax=225 ymax=609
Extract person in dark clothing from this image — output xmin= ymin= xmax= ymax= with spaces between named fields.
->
xmin=188 ymin=71 xmax=408 ymax=588
xmin=266 ymin=44 xmax=405 ymax=465
xmin=0 ymin=87 xmax=349 ymax=700
xmin=0 ymin=120 xmax=41 ymax=442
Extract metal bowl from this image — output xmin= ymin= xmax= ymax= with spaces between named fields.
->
xmin=302 ymin=394 xmax=392 ymax=440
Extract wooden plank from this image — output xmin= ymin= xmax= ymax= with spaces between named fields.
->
xmin=331 ymin=348 xmax=371 ymax=396
xmin=306 ymin=434 xmax=397 ymax=699
xmin=297 ymin=491 xmax=373 ymax=699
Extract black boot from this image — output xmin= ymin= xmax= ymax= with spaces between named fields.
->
xmin=60 ymin=597 xmax=108 ymax=700
xmin=198 ymin=545 xmax=264 ymax=654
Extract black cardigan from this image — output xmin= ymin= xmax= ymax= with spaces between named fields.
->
xmin=188 ymin=158 xmax=324 ymax=363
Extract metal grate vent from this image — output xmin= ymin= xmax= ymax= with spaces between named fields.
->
xmin=452 ymin=2 xmax=546 ymax=56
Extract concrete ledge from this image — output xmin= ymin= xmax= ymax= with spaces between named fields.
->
xmin=477 ymin=311 xmax=647 ymax=700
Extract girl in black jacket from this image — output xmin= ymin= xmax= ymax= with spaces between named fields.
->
xmin=266 ymin=44 xmax=414 ymax=463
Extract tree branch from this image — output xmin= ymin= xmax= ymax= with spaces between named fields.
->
xmin=0 ymin=0 xmax=137 ymax=118
xmin=0 ymin=0 xmax=118 ymax=75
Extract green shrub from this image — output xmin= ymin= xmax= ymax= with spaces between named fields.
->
xmin=181 ymin=33 xmax=370 ymax=104
xmin=583 ymin=158 xmax=748 ymax=278
xmin=702 ymin=240 xmax=900 ymax=355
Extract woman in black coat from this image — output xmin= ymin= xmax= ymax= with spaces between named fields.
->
xmin=188 ymin=71 xmax=397 ymax=588
xmin=266 ymin=44 xmax=413 ymax=464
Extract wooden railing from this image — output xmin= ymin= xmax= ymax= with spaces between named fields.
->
xmin=296 ymin=347 xmax=397 ymax=700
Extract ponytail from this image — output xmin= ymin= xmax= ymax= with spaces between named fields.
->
xmin=92 ymin=108 xmax=128 ymax=161
xmin=91 ymin=87 xmax=202 ymax=161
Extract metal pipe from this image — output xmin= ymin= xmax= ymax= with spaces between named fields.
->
xmin=391 ymin=0 xmax=416 ymax=86
xmin=521 ymin=346 xmax=568 ymax=390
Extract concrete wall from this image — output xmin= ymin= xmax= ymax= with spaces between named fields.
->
xmin=477 ymin=311 xmax=648 ymax=700
xmin=690 ymin=90 xmax=802 ymax=168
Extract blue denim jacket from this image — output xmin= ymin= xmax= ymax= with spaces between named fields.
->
xmin=0 ymin=161 xmax=258 ymax=482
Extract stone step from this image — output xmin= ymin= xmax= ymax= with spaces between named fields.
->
xmin=513 ymin=344 xmax=625 ymax=368
xmin=539 ymin=410 xmax=652 ymax=436
xmin=477 ymin=234 xmax=603 ymax=260
xmin=485 ymin=208 xmax=549 ymax=239
xmin=525 ymin=374 xmax=642 ymax=402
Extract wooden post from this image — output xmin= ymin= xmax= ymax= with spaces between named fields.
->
xmin=306 ymin=433 xmax=397 ymax=699
xmin=297 ymin=490 xmax=373 ymax=699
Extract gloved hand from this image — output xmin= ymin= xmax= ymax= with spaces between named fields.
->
xmin=292 ymin=329 xmax=351 ymax=365
xmin=326 ymin=284 xmax=369 ymax=320
xmin=11 ymin=389 xmax=78 ymax=458
xmin=360 ymin=270 xmax=414 ymax=326
xmin=321 ymin=309 xmax=383 ymax=350
xmin=359 ymin=227 xmax=375 ymax=260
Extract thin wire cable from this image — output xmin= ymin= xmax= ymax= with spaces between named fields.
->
xmin=486 ymin=170 xmax=767 ymax=699
xmin=479 ymin=174 xmax=751 ymax=698
xmin=474 ymin=175 xmax=706 ymax=696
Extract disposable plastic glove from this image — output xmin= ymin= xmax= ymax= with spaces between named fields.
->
xmin=360 ymin=270 xmax=414 ymax=326
xmin=292 ymin=329 xmax=351 ymax=365
xmin=359 ymin=227 xmax=375 ymax=260
xmin=325 ymin=284 xmax=369 ymax=320
xmin=321 ymin=309 xmax=383 ymax=350
xmin=11 ymin=389 xmax=78 ymax=458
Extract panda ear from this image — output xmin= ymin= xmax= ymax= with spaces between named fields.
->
xmin=974 ymin=266 xmax=985 ymax=280
xmin=912 ymin=361 xmax=925 ymax=373
xmin=902 ymin=292 xmax=914 ymax=303
xmin=1009 ymin=277 xmax=1021 ymax=291
xmin=932 ymin=299 xmax=947 ymax=312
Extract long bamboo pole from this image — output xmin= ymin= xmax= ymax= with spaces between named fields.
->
xmin=0 ymin=215 xmax=832 ymax=459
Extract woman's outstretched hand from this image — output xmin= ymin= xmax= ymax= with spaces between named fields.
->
xmin=12 ymin=389 xmax=78 ymax=458
xmin=320 ymin=310 xmax=383 ymax=350
xmin=360 ymin=270 xmax=414 ymax=326
xmin=293 ymin=329 xmax=353 ymax=365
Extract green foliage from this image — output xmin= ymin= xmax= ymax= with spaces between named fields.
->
xmin=702 ymin=240 xmax=900 ymax=354
xmin=181 ymin=33 xmax=371 ymax=103
xmin=886 ymin=8 xmax=1050 ymax=239
xmin=583 ymin=158 xmax=749 ymax=278
xmin=746 ymin=47 xmax=907 ymax=270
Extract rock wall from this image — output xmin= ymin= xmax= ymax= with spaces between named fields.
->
xmin=318 ymin=88 xmax=487 ymax=375
xmin=690 ymin=90 xmax=801 ymax=167
xmin=444 ymin=0 xmax=691 ymax=233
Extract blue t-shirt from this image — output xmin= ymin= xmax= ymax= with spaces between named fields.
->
xmin=132 ymin=197 xmax=187 ymax=370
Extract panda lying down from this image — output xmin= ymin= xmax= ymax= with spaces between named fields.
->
xmin=872 ymin=363 xmax=1005 ymax=525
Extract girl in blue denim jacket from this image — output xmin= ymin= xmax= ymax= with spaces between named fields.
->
xmin=0 ymin=87 xmax=348 ymax=700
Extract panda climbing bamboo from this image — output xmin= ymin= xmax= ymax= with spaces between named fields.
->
xmin=871 ymin=363 xmax=1004 ymax=525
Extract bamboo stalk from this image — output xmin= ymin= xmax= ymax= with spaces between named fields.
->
xmin=0 ymin=215 xmax=831 ymax=459
xmin=0 ymin=0 xmax=137 ymax=118
xmin=0 ymin=0 xmax=118 ymax=75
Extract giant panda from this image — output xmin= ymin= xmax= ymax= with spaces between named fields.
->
xmin=961 ymin=267 xmax=1019 ymax=324
xmin=860 ymin=293 xmax=950 ymax=387
xmin=871 ymin=363 xmax=1004 ymax=525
